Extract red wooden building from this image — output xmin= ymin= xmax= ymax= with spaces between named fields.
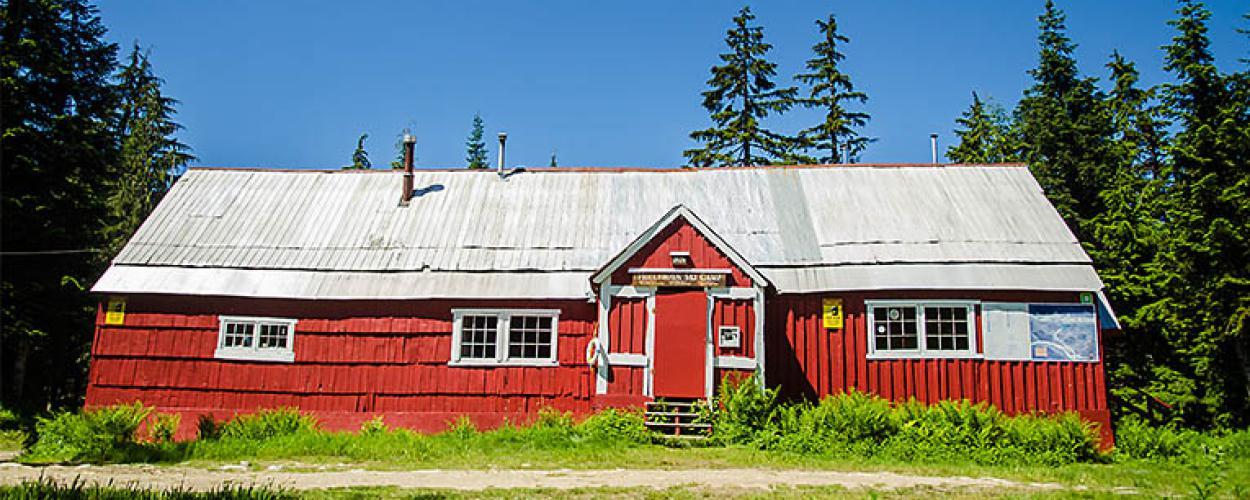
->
xmin=87 ymin=160 xmax=1119 ymax=441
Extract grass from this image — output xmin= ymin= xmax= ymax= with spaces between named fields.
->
xmin=10 ymin=384 xmax=1250 ymax=498
xmin=0 ymin=477 xmax=293 ymax=499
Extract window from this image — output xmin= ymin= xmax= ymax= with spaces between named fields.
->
xmin=867 ymin=301 xmax=976 ymax=358
xmin=451 ymin=309 xmax=559 ymax=366
xmin=216 ymin=316 xmax=296 ymax=362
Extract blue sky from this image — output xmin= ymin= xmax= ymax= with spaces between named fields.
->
xmin=96 ymin=1 xmax=1247 ymax=169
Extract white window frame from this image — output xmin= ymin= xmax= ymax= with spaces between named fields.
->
xmin=450 ymin=309 xmax=560 ymax=367
xmin=215 ymin=316 xmax=297 ymax=363
xmin=866 ymin=300 xmax=980 ymax=359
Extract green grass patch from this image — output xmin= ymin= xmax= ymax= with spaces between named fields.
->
xmin=0 ymin=477 xmax=292 ymax=499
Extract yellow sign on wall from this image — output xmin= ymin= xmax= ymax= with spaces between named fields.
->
xmin=822 ymin=298 xmax=843 ymax=329
xmin=105 ymin=297 xmax=126 ymax=325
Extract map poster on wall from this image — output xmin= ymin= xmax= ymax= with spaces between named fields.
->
xmin=1028 ymin=304 xmax=1098 ymax=362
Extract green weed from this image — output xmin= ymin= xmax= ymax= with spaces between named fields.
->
xmin=24 ymin=402 xmax=151 ymax=463
xmin=0 ymin=477 xmax=293 ymax=499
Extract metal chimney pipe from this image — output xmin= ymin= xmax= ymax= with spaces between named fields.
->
xmin=401 ymin=133 xmax=416 ymax=203
xmin=497 ymin=132 xmax=508 ymax=174
xmin=929 ymin=133 xmax=939 ymax=164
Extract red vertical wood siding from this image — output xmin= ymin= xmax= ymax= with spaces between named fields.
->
xmin=607 ymin=298 xmax=647 ymax=355
xmin=85 ymin=295 xmax=598 ymax=438
xmin=609 ymin=217 xmax=753 ymax=288
xmin=712 ymin=298 xmax=754 ymax=358
xmin=765 ymin=290 xmax=1113 ymax=445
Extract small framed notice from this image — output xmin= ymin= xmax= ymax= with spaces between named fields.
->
xmin=105 ymin=297 xmax=126 ymax=325
xmin=718 ymin=326 xmax=741 ymax=349
xmin=822 ymin=299 xmax=843 ymax=329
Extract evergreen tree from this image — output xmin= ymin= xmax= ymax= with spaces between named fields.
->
xmin=1014 ymin=0 xmax=1117 ymax=240
xmin=345 ymin=133 xmax=370 ymax=170
xmin=683 ymin=6 xmax=798 ymax=167
xmin=104 ymin=44 xmax=194 ymax=255
xmin=549 ymin=149 xmax=558 ymax=168
xmin=947 ymin=92 xmax=1020 ymax=163
xmin=390 ymin=129 xmax=411 ymax=170
xmin=1143 ymin=0 xmax=1250 ymax=427
xmin=791 ymin=14 xmax=871 ymax=164
xmin=465 ymin=114 xmax=488 ymax=169
xmin=1090 ymin=54 xmax=1173 ymax=422
xmin=1 ymin=0 xmax=119 ymax=407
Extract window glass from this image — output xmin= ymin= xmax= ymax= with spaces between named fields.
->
xmin=452 ymin=310 xmax=558 ymax=365
xmin=509 ymin=315 xmax=553 ymax=359
xmin=459 ymin=315 xmax=498 ymax=359
xmin=869 ymin=302 xmax=974 ymax=357
xmin=873 ymin=306 xmax=917 ymax=350
xmin=223 ymin=322 xmax=254 ymax=348
xmin=216 ymin=317 xmax=296 ymax=362
xmin=925 ymin=306 xmax=969 ymax=351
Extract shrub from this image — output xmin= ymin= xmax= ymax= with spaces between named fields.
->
xmin=1114 ymin=417 xmax=1250 ymax=464
xmin=217 ymin=408 xmax=318 ymax=441
xmin=445 ymin=415 xmax=478 ymax=439
xmin=359 ymin=415 xmax=388 ymax=436
xmin=147 ymin=413 xmax=181 ymax=443
xmin=26 ymin=402 xmax=152 ymax=463
xmin=577 ymin=408 xmax=650 ymax=444
xmin=712 ymin=373 xmax=779 ymax=445
xmin=196 ymin=414 xmax=221 ymax=440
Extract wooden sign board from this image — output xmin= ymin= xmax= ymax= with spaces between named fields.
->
xmin=631 ymin=272 xmax=727 ymax=288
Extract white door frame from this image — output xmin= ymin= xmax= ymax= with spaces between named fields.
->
xmin=596 ymin=284 xmax=765 ymax=400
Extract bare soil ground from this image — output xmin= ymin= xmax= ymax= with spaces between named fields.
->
xmin=0 ymin=462 xmax=1063 ymax=494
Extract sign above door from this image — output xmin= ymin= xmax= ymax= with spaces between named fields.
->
xmin=629 ymin=268 xmax=730 ymax=288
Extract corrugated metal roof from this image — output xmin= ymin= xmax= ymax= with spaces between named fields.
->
xmin=96 ymin=165 xmax=1102 ymax=297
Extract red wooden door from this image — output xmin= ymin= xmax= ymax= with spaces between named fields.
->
xmin=652 ymin=289 xmax=708 ymax=398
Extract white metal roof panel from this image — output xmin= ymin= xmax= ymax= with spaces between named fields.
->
xmin=97 ymin=165 xmax=1102 ymax=297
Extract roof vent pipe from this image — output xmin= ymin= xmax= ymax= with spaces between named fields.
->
xmin=401 ymin=133 xmax=416 ymax=204
xmin=930 ymin=133 xmax=938 ymax=164
xmin=497 ymin=132 xmax=508 ymax=174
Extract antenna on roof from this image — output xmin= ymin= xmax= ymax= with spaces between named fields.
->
xmin=930 ymin=134 xmax=939 ymax=164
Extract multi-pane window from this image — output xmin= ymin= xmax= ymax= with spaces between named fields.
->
xmin=867 ymin=302 xmax=976 ymax=358
xmin=508 ymin=315 xmax=554 ymax=360
xmin=924 ymin=306 xmax=970 ymax=351
xmin=459 ymin=315 xmax=499 ymax=360
xmin=216 ymin=316 xmax=296 ymax=362
xmin=451 ymin=309 xmax=559 ymax=365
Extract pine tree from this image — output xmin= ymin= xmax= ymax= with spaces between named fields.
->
xmin=1014 ymin=0 xmax=1116 ymax=240
xmin=947 ymin=92 xmax=1020 ymax=163
xmin=390 ymin=129 xmax=412 ymax=170
xmin=684 ymin=6 xmax=798 ymax=167
xmin=791 ymin=14 xmax=871 ymax=164
xmin=1143 ymin=0 xmax=1250 ymax=426
xmin=465 ymin=114 xmax=488 ymax=169
xmin=344 ymin=133 xmax=370 ymax=170
xmin=1091 ymin=54 xmax=1173 ymax=422
xmin=1 ymin=0 xmax=120 ymax=407
xmin=104 ymin=44 xmax=194 ymax=255
xmin=549 ymin=150 xmax=558 ymax=168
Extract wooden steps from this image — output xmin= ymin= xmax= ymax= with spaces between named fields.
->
xmin=644 ymin=399 xmax=711 ymax=440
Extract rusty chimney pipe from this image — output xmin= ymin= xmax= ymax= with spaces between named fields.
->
xmin=497 ymin=132 xmax=507 ymax=174
xmin=401 ymin=133 xmax=416 ymax=203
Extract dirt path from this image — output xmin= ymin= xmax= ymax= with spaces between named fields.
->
xmin=0 ymin=462 xmax=1062 ymax=493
